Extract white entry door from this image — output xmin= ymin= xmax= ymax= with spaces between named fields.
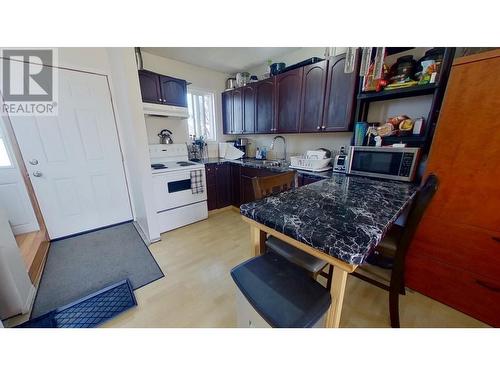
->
xmin=9 ymin=66 xmax=132 ymax=239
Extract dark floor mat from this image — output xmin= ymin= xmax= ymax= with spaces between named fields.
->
xmin=31 ymin=222 xmax=163 ymax=318
xmin=18 ymin=280 xmax=136 ymax=328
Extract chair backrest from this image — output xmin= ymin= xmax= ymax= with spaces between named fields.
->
xmin=251 ymin=171 xmax=296 ymax=200
xmin=397 ymin=174 xmax=439 ymax=256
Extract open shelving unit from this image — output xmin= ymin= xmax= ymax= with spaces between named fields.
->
xmin=355 ymin=47 xmax=456 ymax=151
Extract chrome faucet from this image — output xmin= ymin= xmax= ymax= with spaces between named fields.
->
xmin=270 ymin=135 xmax=287 ymax=162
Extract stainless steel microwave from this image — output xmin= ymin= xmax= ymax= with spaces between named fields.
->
xmin=347 ymin=146 xmax=420 ymax=182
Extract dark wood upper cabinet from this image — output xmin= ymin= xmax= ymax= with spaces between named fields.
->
xmin=322 ymin=54 xmax=358 ymax=132
xmin=254 ymin=78 xmax=275 ymax=134
xmin=242 ymin=85 xmax=255 ymax=134
xmin=138 ymin=70 xmax=162 ymax=104
xmin=299 ymin=61 xmax=328 ymax=132
xmin=139 ymin=70 xmax=187 ymax=107
xmin=222 ymin=90 xmax=233 ymax=134
xmin=232 ymin=88 xmax=244 ymax=134
xmin=159 ymin=75 xmax=187 ymax=107
xmin=275 ymin=68 xmax=303 ymax=133
xmin=221 ymin=56 xmax=359 ymax=135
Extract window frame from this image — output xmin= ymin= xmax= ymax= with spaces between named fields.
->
xmin=186 ymin=86 xmax=217 ymax=142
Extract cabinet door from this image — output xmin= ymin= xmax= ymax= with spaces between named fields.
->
xmin=205 ymin=164 xmax=217 ymax=211
xmin=254 ymin=78 xmax=275 ymax=133
xmin=159 ymin=75 xmax=187 ymax=107
xmin=275 ymin=68 xmax=303 ymax=133
xmin=216 ymin=164 xmax=231 ymax=208
xmin=242 ymin=85 xmax=255 ymax=134
xmin=300 ymin=61 xmax=327 ymax=132
xmin=138 ymin=70 xmax=162 ymax=104
xmin=322 ymin=54 xmax=358 ymax=132
xmin=230 ymin=164 xmax=241 ymax=207
xmin=222 ymin=91 xmax=233 ymax=134
xmin=232 ymin=88 xmax=243 ymax=134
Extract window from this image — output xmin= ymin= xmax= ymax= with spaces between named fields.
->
xmin=187 ymin=88 xmax=216 ymax=141
xmin=0 ymin=129 xmax=12 ymax=168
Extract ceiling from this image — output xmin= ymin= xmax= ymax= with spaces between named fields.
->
xmin=140 ymin=47 xmax=301 ymax=74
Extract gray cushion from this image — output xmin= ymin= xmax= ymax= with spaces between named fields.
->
xmin=266 ymin=236 xmax=327 ymax=273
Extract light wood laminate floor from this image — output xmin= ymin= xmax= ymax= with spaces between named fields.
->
xmin=105 ymin=208 xmax=488 ymax=328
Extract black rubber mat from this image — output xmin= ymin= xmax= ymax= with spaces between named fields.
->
xmin=18 ymin=280 xmax=136 ymax=328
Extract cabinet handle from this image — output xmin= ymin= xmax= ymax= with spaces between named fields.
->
xmin=316 ymin=126 xmax=321 ymax=130
xmin=476 ymin=279 xmax=500 ymax=293
xmin=321 ymin=126 xmax=326 ymax=130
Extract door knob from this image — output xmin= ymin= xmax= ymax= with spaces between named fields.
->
xmin=32 ymin=171 xmax=43 ymax=177
xmin=29 ymin=159 xmax=39 ymax=165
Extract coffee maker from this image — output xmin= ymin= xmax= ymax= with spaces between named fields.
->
xmin=232 ymin=138 xmax=249 ymax=158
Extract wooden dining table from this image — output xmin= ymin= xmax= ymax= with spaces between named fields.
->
xmin=239 ymin=174 xmax=419 ymax=328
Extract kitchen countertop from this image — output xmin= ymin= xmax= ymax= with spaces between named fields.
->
xmin=196 ymin=157 xmax=334 ymax=179
xmin=239 ymin=174 xmax=419 ymax=265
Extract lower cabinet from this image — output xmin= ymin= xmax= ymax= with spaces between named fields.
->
xmin=231 ymin=164 xmax=241 ymax=207
xmin=206 ymin=163 xmax=232 ymax=210
xmin=208 ymin=163 xmax=303 ymax=209
xmin=216 ymin=163 xmax=232 ymax=208
xmin=206 ymin=164 xmax=217 ymax=211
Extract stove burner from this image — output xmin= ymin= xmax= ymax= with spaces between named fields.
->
xmin=176 ymin=161 xmax=196 ymax=166
xmin=151 ymin=163 xmax=168 ymax=170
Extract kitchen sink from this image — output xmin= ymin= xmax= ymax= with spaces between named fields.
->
xmin=262 ymin=160 xmax=287 ymax=167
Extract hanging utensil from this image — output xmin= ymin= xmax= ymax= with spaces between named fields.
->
xmin=344 ymin=47 xmax=357 ymax=73
xmin=373 ymin=47 xmax=386 ymax=80
xmin=359 ymin=47 xmax=372 ymax=77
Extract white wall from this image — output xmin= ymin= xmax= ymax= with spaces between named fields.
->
xmin=141 ymin=51 xmax=229 ymax=156
xmin=106 ymin=48 xmax=160 ymax=242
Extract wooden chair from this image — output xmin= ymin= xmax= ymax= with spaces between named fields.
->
xmin=251 ymin=171 xmax=296 ymax=200
xmin=251 ymin=171 xmax=331 ymax=283
xmin=352 ymin=174 xmax=440 ymax=328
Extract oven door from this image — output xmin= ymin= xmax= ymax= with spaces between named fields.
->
xmin=153 ymin=168 xmax=207 ymax=212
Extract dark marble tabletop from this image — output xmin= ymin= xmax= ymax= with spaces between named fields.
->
xmin=240 ymin=174 xmax=419 ymax=265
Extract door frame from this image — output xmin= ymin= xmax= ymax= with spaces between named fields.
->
xmin=0 ymin=94 xmax=48 ymax=241
xmin=0 ymin=57 xmax=134 ymax=240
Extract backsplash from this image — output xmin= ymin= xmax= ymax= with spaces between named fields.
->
xmin=227 ymin=132 xmax=353 ymax=160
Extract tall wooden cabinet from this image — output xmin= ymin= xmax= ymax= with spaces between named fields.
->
xmin=405 ymin=50 xmax=500 ymax=327
xmin=322 ymin=54 xmax=358 ymax=132
xmin=274 ymin=68 xmax=303 ymax=133
xmin=254 ymin=78 xmax=275 ymax=134
xmin=300 ymin=61 xmax=328 ymax=132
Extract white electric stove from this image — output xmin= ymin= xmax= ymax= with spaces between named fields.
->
xmin=149 ymin=144 xmax=208 ymax=233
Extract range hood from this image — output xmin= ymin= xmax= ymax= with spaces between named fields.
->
xmin=143 ymin=102 xmax=189 ymax=118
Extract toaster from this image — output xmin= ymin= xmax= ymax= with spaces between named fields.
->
xmin=333 ymin=154 xmax=348 ymax=173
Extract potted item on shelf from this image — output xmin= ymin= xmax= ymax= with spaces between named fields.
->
xmin=415 ymin=47 xmax=445 ymax=83
xmin=384 ymin=55 xmax=419 ymax=90
xmin=270 ymin=62 xmax=286 ymax=76
xmin=236 ymin=72 xmax=250 ymax=87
